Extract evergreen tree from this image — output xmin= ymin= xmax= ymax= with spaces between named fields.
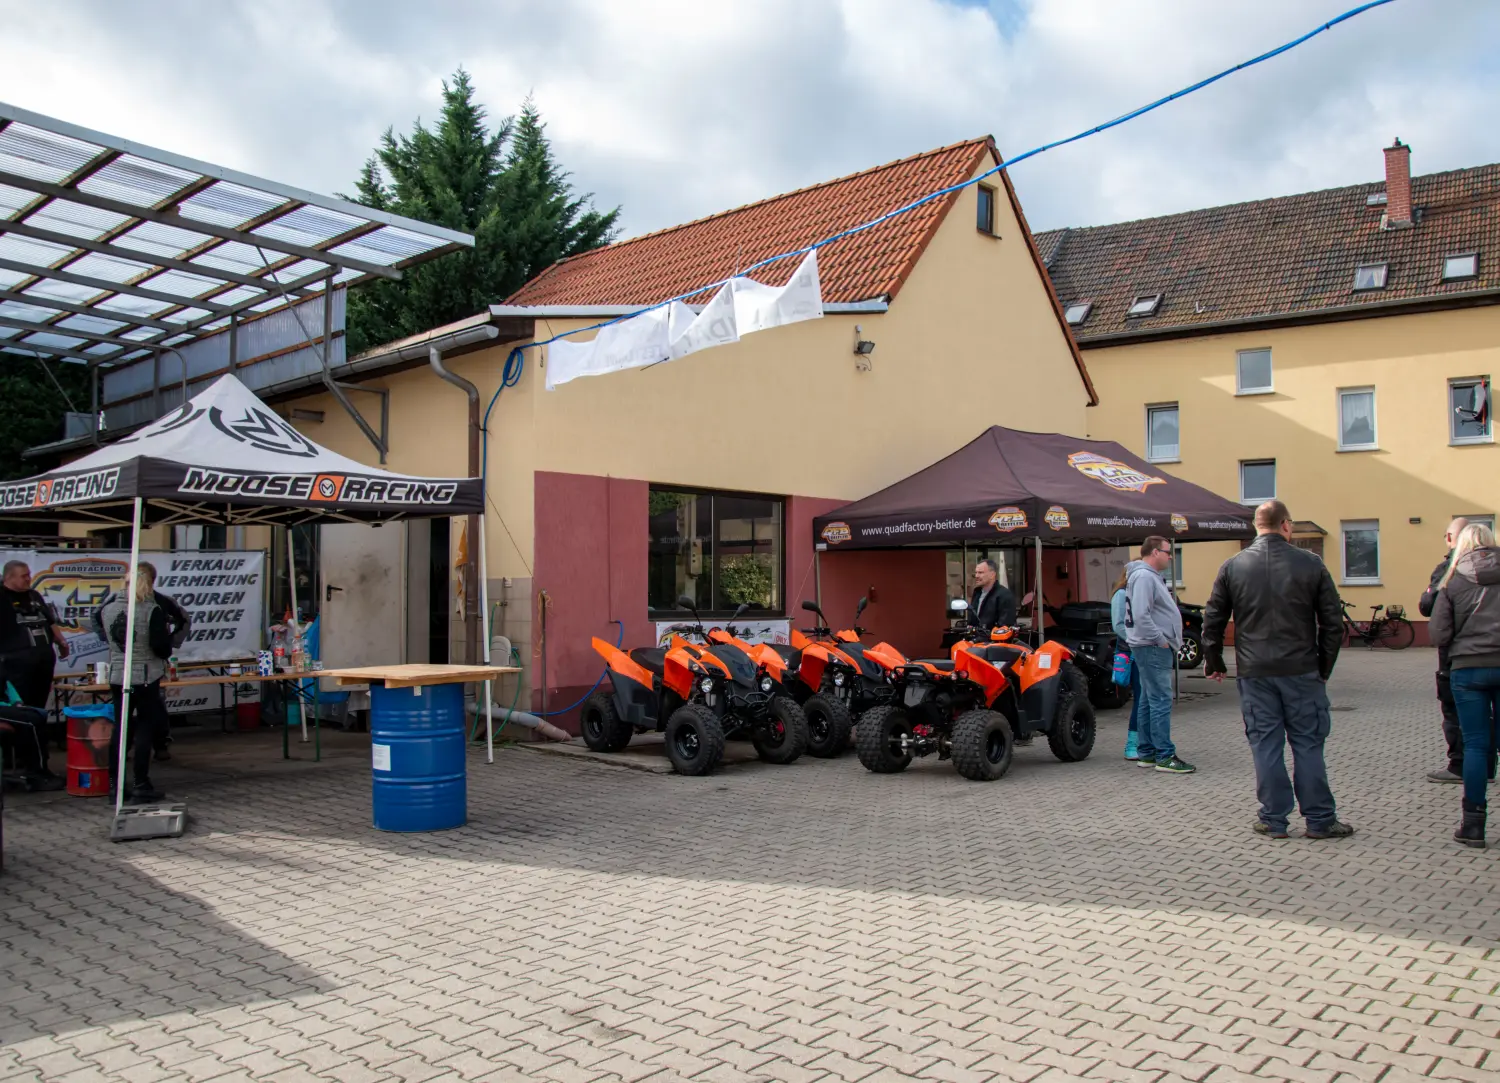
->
xmin=0 ymin=356 xmax=91 ymax=480
xmin=345 ymin=71 xmax=620 ymax=354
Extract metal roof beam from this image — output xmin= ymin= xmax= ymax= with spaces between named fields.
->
xmin=0 ymin=168 xmax=405 ymax=281
xmin=0 ymin=339 xmax=108 ymax=364
xmin=0 ymin=286 xmax=183 ymax=332
xmin=0 ymin=216 xmax=295 ymax=292
xmin=0 ymin=255 xmax=233 ymax=315
xmin=0 ymin=314 xmax=149 ymax=350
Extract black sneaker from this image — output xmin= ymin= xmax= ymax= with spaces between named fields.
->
xmin=1154 ymin=756 xmax=1196 ymax=774
xmin=1306 ymin=820 xmax=1354 ymax=839
xmin=1253 ymin=821 xmax=1289 ymax=839
xmin=128 ymin=783 xmax=166 ymax=804
xmin=24 ymin=771 xmax=65 ymax=793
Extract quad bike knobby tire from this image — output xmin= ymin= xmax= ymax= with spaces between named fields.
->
xmin=752 ymin=694 xmax=809 ymax=764
xmin=950 ymin=709 xmax=1014 ymax=781
xmin=664 ymin=703 xmax=724 ymax=776
xmin=803 ymin=693 xmax=853 ymax=758
xmin=580 ymin=692 xmax=633 ymax=752
xmin=855 ymin=705 xmax=913 ymax=774
xmin=1047 ymin=665 xmax=1097 ymax=762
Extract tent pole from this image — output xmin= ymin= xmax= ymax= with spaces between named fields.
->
xmin=1033 ymin=536 xmax=1043 ymax=645
xmin=112 ymin=497 xmax=144 ymax=818
xmin=480 ymin=514 xmax=494 ymax=764
xmin=287 ymin=526 xmax=308 ymax=743
xmin=814 ymin=548 xmax=822 ymax=610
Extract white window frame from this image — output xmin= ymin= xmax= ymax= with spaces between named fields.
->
xmin=1456 ymin=514 xmax=1496 ymax=536
xmin=1167 ymin=547 xmax=1185 ymax=589
xmin=1127 ymin=294 xmax=1162 ymax=318
xmin=1336 ymin=386 xmax=1378 ymax=452
xmin=1145 ymin=402 xmax=1180 ymax=463
xmin=1442 ymin=252 xmax=1478 ymax=281
xmin=1236 ymin=348 xmax=1274 ymax=395
xmin=1239 ymin=459 xmax=1276 ymax=505
xmin=1353 ymin=263 xmax=1388 ymax=291
xmin=1449 ymin=376 xmax=1492 ymax=446
xmin=1340 ymin=519 xmax=1381 ymax=586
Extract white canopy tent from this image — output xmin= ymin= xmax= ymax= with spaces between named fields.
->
xmin=1 ymin=374 xmax=503 ymax=814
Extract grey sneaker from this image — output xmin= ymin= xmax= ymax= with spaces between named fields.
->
xmin=1306 ymin=820 xmax=1355 ymax=840
xmin=1253 ymin=821 xmax=1289 ymax=839
xmin=1154 ymin=756 xmax=1197 ymax=774
xmin=1427 ymin=767 xmax=1462 ymax=783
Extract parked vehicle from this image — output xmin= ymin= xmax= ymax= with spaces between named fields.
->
xmin=1177 ymin=601 xmax=1205 ymax=669
xmin=856 ymin=601 xmax=1096 ymax=781
xmin=581 ymin=596 xmax=809 ymax=775
xmin=1038 ymin=601 xmax=1130 ymax=710
xmin=1341 ymin=600 xmax=1415 ymax=650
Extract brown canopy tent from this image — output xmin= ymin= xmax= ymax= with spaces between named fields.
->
xmin=813 ymin=426 xmax=1253 ymax=551
xmin=812 ymin=426 xmax=1254 ymax=644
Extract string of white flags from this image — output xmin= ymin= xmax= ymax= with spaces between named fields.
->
xmin=544 ymin=250 xmax=822 ymax=390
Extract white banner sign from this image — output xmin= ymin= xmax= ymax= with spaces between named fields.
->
xmin=2 ymin=549 xmax=266 ymax=708
xmin=655 ymin=618 xmax=790 ymax=648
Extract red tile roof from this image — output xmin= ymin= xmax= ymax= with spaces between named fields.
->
xmin=507 ymin=139 xmax=998 ymax=306
xmin=1037 ymin=160 xmax=1500 ymax=342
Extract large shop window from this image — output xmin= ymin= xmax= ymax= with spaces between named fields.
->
xmin=648 ymin=488 xmax=783 ymax=615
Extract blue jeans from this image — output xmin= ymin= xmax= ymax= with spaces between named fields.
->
xmin=1450 ymin=667 xmax=1500 ymax=808
xmin=1238 ymin=673 xmax=1337 ymax=832
xmin=1133 ymin=646 xmax=1175 ymax=761
xmin=1126 ymin=650 xmax=1140 ymax=735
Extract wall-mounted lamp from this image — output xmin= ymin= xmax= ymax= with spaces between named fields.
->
xmin=853 ymin=324 xmax=875 ymax=372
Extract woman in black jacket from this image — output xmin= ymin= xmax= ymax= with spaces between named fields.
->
xmin=1430 ymin=523 xmax=1500 ymax=847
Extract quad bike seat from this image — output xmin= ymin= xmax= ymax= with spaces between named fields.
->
xmin=766 ymin=643 xmax=801 ymax=665
xmin=970 ymin=643 xmax=1028 ymax=666
xmin=913 ymin=658 xmax=955 ymax=672
xmin=628 ymin=647 xmax=668 ymax=676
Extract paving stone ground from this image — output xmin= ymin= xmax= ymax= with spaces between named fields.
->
xmin=2 ymin=648 xmax=1497 ymax=1083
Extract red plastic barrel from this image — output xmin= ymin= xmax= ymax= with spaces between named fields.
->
xmin=66 ymin=712 xmax=115 ymax=797
xmin=236 ymin=702 xmax=259 ymax=730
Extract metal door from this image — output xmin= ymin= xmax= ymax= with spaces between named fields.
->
xmin=319 ymin=522 xmax=404 ymax=670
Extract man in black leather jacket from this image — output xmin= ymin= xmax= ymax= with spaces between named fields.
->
xmin=1203 ymin=500 xmax=1352 ymax=840
xmin=1419 ymin=518 xmax=1467 ymax=783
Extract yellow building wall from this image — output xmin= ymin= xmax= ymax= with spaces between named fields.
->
xmin=286 ymin=156 xmax=1092 ymax=576
xmin=1082 ymin=306 xmax=1500 ymax=611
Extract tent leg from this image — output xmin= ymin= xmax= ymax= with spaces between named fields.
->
xmin=480 ymin=515 xmax=494 ymax=764
xmin=1033 ymin=537 xmax=1043 ymax=645
xmin=814 ymin=549 xmax=822 ymax=610
xmin=112 ymin=497 xmax=144 ymax=818
xmin=287 ymin=527 xmax=308 ymax=743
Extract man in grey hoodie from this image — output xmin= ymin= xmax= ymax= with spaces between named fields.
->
xmin=1124 ymin=536 xmax=1193 ymax=774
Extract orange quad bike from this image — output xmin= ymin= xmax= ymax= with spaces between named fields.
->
xmin=581 ymin=595 xmax=809 ymax=776
xmin=772 ymin=597 xmax=907 ymax=756
xmin=856 ymin=603 xmax=1096 ymax=781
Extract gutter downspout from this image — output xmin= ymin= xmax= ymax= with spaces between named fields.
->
xmin=430 ymin=342 xmax=484 ymax=666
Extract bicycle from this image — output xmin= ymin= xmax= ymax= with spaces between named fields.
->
xmin=1340 ymin=601 xmax=1415 ymax=650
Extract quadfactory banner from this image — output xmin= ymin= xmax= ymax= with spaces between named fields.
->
xmin=3 ymin=549 xmax=266 ymax=712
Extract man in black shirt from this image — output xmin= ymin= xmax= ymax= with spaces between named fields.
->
xmin=0 ymin=560 xmax=70 ymax=710
xmin=969 ymin=558 xmax=1018 ymax=633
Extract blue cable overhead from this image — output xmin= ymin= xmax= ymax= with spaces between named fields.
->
xmin=491 ymin=0 xmax=1397 ymax=364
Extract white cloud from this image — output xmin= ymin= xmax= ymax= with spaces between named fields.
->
xmin=2 ymin=0 xmax=1496 ymax=247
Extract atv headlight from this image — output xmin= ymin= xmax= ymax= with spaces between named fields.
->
xmin=759 ymin=676 xmax=774 ymax=693
xmin=833 ymin=672 xmax=846 ymax=687
xmin=700 ymin=677 xmax=714 ymax=693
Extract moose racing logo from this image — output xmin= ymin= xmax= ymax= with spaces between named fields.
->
xmin=988 ymin=506 xmax=1028 ymax=533
xmin=0 ymin=467 xmax=120 ymax=510
xmin=820 ymin=521 xmax=852 ymax=545
xmin=178 ymin=469 xmax=458 ymax=506
xmin=1067 ymin=452 xmax=1164 ymax=494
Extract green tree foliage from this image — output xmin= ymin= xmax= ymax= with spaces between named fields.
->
xmin=345 ymin=71 xmax=620 ymax=354
xmin=0 ymin=358 xmax=91 ymax=480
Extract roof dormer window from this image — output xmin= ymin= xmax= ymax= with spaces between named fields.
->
xmin=1126 ymin=294 xmax=1162 ymax=318
xmin=1353 ymin=263 xmax=1388 ymax=291
xmin=1443 ymin=252 xmax=1479 ymax=281
xmin=1064 ymin=301 xmax=1092 ymax=326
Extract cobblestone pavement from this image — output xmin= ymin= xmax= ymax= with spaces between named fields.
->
xmin=2 ymin=649 xmax=1497 ymax=1083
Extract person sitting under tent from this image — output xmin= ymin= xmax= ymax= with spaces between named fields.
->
xmin=94 ymin=564 xmax=173 ymax=804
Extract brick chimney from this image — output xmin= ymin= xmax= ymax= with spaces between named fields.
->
xmin=1383 ymin=138 xmax=1412 ymax=229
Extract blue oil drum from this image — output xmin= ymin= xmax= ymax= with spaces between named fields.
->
xmin=370 ymin=682 xmax=466 ymax=831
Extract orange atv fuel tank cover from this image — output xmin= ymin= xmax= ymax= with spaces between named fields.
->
xmin=1012 ymin=641 xmax=1073 ymax=692
xmin=862 ymin=642 xmax=907 ymax=672
xmin=592 ymin=636 xmax=653 ymax=688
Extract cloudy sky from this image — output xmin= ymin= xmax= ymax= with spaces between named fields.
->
xmin=3 ymin=0 xmax=1498 ymax=241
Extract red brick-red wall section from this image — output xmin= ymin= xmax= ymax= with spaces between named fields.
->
xmin=532 ymin=471 xmax=652 ymax=730
xmin=817 ymin=549 xmax=951 ymax=659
